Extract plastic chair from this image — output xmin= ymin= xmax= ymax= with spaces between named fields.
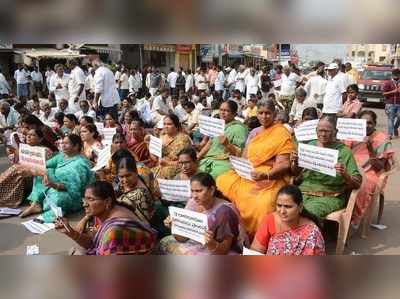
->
xmin=361 ymin=157 xmax=398 ymax=238
xmin=325 ymin=188 xmax=360 ymax=255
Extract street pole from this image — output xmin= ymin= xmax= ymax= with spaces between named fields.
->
xmin=278 ymin=44 xmax=281 ymax=64
xmin=139 ymin=44 xmax=143 ymax=70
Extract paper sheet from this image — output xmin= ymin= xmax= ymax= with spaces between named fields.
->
xmin=158 ymin=179 xmax=191 ymax=202
xmin=149 ymin=135 xmax=163 ymax=158
xmin=229 ymin=156 xmax=254 ymax=181
xmin=22 ymin=220 xmax=55 ymax=234
xmin=298 ymin=143 xmax=339 ymax=177
xmin=199 ymin=115 xmax=225 ymax=137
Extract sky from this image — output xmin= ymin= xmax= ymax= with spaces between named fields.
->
xmin=293 ymin=44 xmax=348 ymax=63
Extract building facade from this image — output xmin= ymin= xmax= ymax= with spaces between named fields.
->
xmin=347 ymin=44 xmax=392 ymax=64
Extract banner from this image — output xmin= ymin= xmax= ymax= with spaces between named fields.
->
xmin=199 ymin=115 xmax=225 ymax=137
xmin=149 ymin=135 xmax=163 ymax=158
xmin=158 ymin=179 xmax=191 ymax=202
xmin=19 ymin=144 xmax=46 ymax=171
xmin=337 ymin=118 xmax=366 ymax=142
xmin=298 ymin=143 xmax=339 ymax=177
xmin=91 ymin=145 xmax=111 ymax=171
xmin=169 ymin=207 xmax=208 ymax=244
xmin=229 ymin=156 xmax=254 ymax=181
xmin=294 ymin=119 xmax=318 ymax=142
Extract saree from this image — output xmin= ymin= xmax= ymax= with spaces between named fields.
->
xmin=27 ymin=153 xmax=95 ymax=222
xmin=116 ymin=187 xmax=155 ymax=224
xmin=87 ymin=217 xmax=157 ymax=255
xmin=151 ymin=132 xmax=192 ymax=179
xmin=216 ymin=123 xmax=294 ymax=236
xmin=159 ymin=198 xmax=246 ymax=255
xmin=255 ymin=214 xmax=325 ymax=256
xmin=199 ymin=120 xmax=248 ymax=178
xmin=299 ymin=140 xmax=360 ymax=219
xmin=345 ymin=131 xmax=394 ymax=224
xmin=127 ymin=136 xmax=150 ymax=162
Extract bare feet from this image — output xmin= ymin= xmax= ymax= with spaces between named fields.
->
xmin=20 ymin=203 xmax=42 ymax=218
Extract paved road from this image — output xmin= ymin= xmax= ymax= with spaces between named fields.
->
xmin=0 ymin=108 xmax=399 ymax=255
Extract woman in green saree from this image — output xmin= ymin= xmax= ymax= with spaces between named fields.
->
xmin=21 ymin=134 xmax=96 ymax=222
xmin=198 ymin=100 xmax=248 ymax=178
xmin=290 ymin=115 xmax=362 ymax=218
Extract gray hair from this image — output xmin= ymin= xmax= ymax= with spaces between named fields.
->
xmin=295 ymin=87 xmax=307 ymax=98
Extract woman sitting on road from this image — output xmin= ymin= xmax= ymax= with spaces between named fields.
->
xmin=160 ymin=172 xmax=246 ymax=255
xmin=55 ymin=181 xmax=157 ymax=255
xmin=21 ymin=134 xmax=95 ymax=222
xmin=80 ymin=123 xmax=104 ymax=164
xmin=251 ymin=185 xmax=325 ymax=256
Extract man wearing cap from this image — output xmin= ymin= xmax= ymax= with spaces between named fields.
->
xmin=383 ymin=68 xmax=400 ymax=139
xmin=322 ymin=63 xmax=347 ymax=115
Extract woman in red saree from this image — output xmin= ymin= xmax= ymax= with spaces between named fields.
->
xmin=126 ymin=118 xmax=150 ymax=163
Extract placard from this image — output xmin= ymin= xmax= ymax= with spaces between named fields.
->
xmin=19 ymin=144 xmax=46 ymax=171
xmin=95 ymin=122 xmax=104 ymax=134
xmin=91 ymin=145 xmax=111 ymax=171
xmin=22 ymin=220 xmax=55 ymax=234
xmin=242 ymin=247 xmax=264 ymax=256
xmin=229 ymin=156 xmax=254 ymax=181
xmin=102 ymin=128 xmax=116 ymax=145
xmin=158 ymin=179 xmax=191 ymax=202
xmin=199 ymin=115 xmax=225 ymax=137
xmin=298 ymin=143 xmax=339 ymax=177
xmin=337 ymin=118 xmax=366 ymax=142
xmin=149 ymin=135 xmax=163 ymax=158
xmin=294 ymin=119 xmax=318 ymax=142
xmin=169 ymin=206 xmax=208 ymax=244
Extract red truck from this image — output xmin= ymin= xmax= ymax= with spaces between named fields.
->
xmin=358 ymin=64 xmax=393 ymax=107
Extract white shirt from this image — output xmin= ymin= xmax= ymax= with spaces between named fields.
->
xmin=151 ymin=95 xmax=170 ymax=115
xmin=85 ymin=74 xmax=95 ymax=92
xmin=235 ymin=71 xmax=246 ymax=93
xmin=280 ymin=73 xmax=301 ymax=96
xmin=94 ymin=66 xmax=121 ymax=108
xmin=45 ymin=70 xmax=55 ymax=87
xmin=135 ymin=98 xmax=152 ymax=123
xmin=290 ymin=99 xmax=314 ymax=121
xmin=322 ymin=74 xmax=346 ymax=114
xmin=227 ymin=69 xmax=237 ymax=86
xmin=75 ymin=109 xmax=97 ymax=121
xmin=119 ymin=73 xmax=129 ymax=90
xmin=174 ymin=104 xmax=188 ymax=123
xmin=31 ymin=71 xmax=43 ymax=83
xmin=337 ymin=72 xmax=354 ymax=90
xmin=196 ymin=74 xmax=208 ymax=90
xmin=215 ymin=71 xmax=225 ymax=91
xmin=167 ymin=71 xmax=178 ymax=88
xmin=0 ymin=74 xmax=10 ymax=94
xmin=68 ymin=66 xmax=86 ymax=101
xmin=14 ymin=69 xmax=29 ymax=84
xmin=39 ymin=108 xmax=57 ymax=123
xmin=185 ymin=74 xmax=194 ymax=92
xmin=304 ymin=75 xmax=327 ymax=105
xmin=129 ymin=73 xmax=142 ymax=92
xmin=114 ymin=70 xmax=121 ymax=88
xmin=50 ymin=73 xmax=70 ymax=102
xmin=245 ymin=74 xmax=260 ymax=96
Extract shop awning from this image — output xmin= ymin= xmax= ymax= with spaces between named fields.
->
xmin=13 ymin=48 xmax=85 ymax=59
xmin=80 ymin=45 xmax=122 ymax=55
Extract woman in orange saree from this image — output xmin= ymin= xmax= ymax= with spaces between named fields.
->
xmin=217 ymin=101 xmax=294 ymax=238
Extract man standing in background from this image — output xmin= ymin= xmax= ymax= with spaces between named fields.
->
xmin=67 ymin=59 xmax=86 ymax=113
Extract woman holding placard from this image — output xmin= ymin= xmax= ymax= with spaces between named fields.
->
xmin=290 ymin=115 xmax=362 ymax=219
xmin=54 ymin=181 xmax=156 ymax=255
xmin=151 ymin=113 xmax=192 ymax=179
xmin=217 ymin=100 xmax=294 ymax=237
xmin=160 ymin=173 xmax=245 ymax=255
xmin=80 ymin=123 xmax=104 ymax=164
xmin=21 ymin=134 xmax=95 ymax=221
xmin=251 ymin=185 xmax=325 ymax=255
xmin=0 ymin=128 xmax=57 ymax=207
xmin=344 ymin=110 xmax=394 ymax=225
xmin=198 ymin=100 xmax=248 ymax=178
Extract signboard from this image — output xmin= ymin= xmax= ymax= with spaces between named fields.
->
xmin=298 ymin=143 xmax=339 ymax=177
xmin=200 ymin=44 xmax=213 ymax=62
xmin=337 ymin=118 xmax=367 ymax=142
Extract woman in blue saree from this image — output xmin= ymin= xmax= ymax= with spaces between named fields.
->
xmin=21 ymin=134 xmax=95 ymax=222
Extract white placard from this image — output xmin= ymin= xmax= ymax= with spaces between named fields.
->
xmin=273 ymin=79 xmax=282 ymax=88
xmin=242 ymin=247 xmax=264 ymax=256
xmin=298 ymin=143 xmax=339 ymax=177
xmin=158 ymin=179 xmax=191 ymax=202
xmin=199 ymin=115 xmax=225 ymax=137
xmin=22 ymin=219 xmax=55 ymax=234
xmin=26 ymin=245 xmax=40 ymax=255
xmin=91 ymin=145 xmax=111 ymax=171
xmin=294 ymin=119 xmax=318 ymax=142
xmin=102 ymin=128 xmax=116 ymax=145
xmin=337 ymin=118 xmax=367 ymax=142
xmin=19 ymin=144 xmax=46 ymax=171
xmin=0 ymin=208 xmax=22 ymax=216
xmin=149 ymin=135 xmax=163 ymax=158
xmin=229 ymin=156 xmax=254 ymax=181
xmin=95 ymin=122 xmax=105 ymax=134
xmin=169 ymin=206 xmax=208 ymax=245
